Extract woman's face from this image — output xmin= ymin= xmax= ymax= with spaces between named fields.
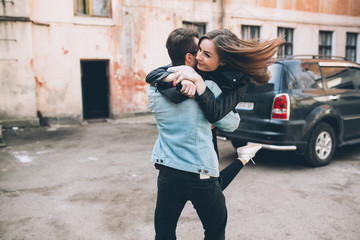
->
xmin=196 ymin=39 xmax=223 ymax=72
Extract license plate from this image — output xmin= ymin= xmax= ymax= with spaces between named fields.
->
xmin=236 ymin=102 xmax=254 ymax=110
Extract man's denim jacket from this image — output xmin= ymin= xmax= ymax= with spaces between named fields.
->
xmin=148 ymin=80 xmax=240 ymax=177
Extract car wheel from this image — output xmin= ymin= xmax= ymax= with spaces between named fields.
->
xmin=305 ymin=122 xmax=336 ymax=167
xmin=231 ymin=140 xmax=246 ymax=149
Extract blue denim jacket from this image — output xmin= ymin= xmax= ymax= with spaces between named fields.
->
xmin=148 ymin=81 xmax=240 ymax=177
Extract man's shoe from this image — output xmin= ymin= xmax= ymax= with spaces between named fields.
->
xmin=237 ymin=143 xmax=262 ymax=164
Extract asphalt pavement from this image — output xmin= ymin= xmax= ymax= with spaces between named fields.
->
xmin=1 ymin=114 xmax=360 ymax=240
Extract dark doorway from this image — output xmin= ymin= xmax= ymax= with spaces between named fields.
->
xmin=81 ymin=60 xmax=110 ymax=119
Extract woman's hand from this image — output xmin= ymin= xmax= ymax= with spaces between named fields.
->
xmin=161 ymin=73 xmax=176 ymax=82
xmin=168 ymin=65 xmax=207 ymax=96
xmin=172 ymin=70 xmax=202 ymax=85
xmin=174 ymin=71 xmax=206 ymax=96
xmin=168 ymin=65 xmax=196 ymax=73
xmin=168 ymin=66 xmax=200 ymax=84
xmin=180 ymin=80 xmax=196 ymax=98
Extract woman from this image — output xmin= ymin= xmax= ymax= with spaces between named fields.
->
xmin=147 ymin=29 xmax=284 ymax=189
xmin=172 ymin=28 xmax=284 ymax=121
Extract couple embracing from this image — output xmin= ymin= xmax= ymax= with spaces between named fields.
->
xmin=147 ymin=27 xmax=283 ymax=240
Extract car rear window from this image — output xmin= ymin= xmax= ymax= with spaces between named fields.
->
xmin=246 ymin=63 xmax=283 ymax=93
xmin=285 ymin=61 xmax=323 ymax=89
xmin=267 ymin=63 xmax=283 ymax=90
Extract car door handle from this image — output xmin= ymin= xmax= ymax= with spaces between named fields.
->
xmin=328 ymin=95 xmax=339 ymax=101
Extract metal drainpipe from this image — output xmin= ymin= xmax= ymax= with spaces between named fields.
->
xmin=220 ymin=0 xmax=225 ymax=28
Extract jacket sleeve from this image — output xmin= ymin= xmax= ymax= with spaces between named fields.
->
xmin=213 ymin=109 xmax=240 ymax=132
xmin=196 ymin=83 xmax=248 ymax=123
xmin=157 ymin=82 xmax=188 ymax=104
xmin=206 ymin=81 xmax=240 ymax=132
xmin=145 ymin=64 xmax=172 ymax=84
xmin=146 ymin=64 xmax=189 ymax=104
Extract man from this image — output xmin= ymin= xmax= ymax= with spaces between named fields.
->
xmin=148 ymin=28 xmax=240 ymax=240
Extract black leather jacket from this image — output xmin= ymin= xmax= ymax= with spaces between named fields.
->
xmin=146 ymin=64 xmax=250 ymax=123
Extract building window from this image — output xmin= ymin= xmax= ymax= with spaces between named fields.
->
xmin=74 ymin=0 xmax=111 ymax=17
xmin=183 ymin=21 xmax=206 ymax=37
xmin=346 ymin=33 xmax=357 ymax=62
xmin=241 ymin=25 xmax=260 ymax=40
xmin=277 ymin=28 xmax=293 ymax=58
xmin=319 ymin=31 xmax=332 ymax=58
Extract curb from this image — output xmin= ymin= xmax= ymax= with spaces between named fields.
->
xmin=0 ymin=118 xmax=40 ymax=128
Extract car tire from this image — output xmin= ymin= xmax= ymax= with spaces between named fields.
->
xmin=305 ymin=122 xmax=336 ymax=167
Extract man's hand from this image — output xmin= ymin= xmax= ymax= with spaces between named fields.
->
xmin=180 ymin=80 xmax=196 ymax=98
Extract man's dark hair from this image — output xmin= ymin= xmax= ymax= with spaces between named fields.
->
xmin=166 ymin=28 xmax=199 ymax=66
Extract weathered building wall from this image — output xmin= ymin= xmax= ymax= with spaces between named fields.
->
xmin=240 ymin=0 xmax=360 ymax=60
xmin=31 ymin=0 xmax=117 ymax=122
xmin=0 ymin=0 xmax=37 ymax=123
xmin=233 ymin=0 xmax=360 ymax=16
xmin=1 ymin=0 xmax=223 ymax=125
xmin=0 ymin=0 xmax=359 ymax=125
xmin=115 ymin=0 xmax=224 ymax=115
xmin=222 ymin=1 xmax=360 ymax=58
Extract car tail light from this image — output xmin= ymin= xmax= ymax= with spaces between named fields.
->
xmin=271 ymin=94 xmax=290 ymax=120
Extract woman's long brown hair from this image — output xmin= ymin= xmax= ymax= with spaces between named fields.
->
xmin=199 ymin=29 xmax=285 ymax=85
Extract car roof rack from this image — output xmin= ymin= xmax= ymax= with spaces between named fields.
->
xmin=284 ymin=55 xmax=348 ymax=60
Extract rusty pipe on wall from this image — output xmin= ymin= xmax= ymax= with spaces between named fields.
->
xmin=220 ymin=0 xmax=225 ymax=28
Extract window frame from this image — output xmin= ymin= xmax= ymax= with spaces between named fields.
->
xmin=241 ymin=25 xmax=260 ymax=41
xmin=278 ymin=27 xmax=294 ymax=59
xmin=74 ymin=0 xmax=112 ymax=17
xmin=182 ymin=21 xmax=207 ymax=37
xmin=346 ymin=32 xmax=357 ymax=63
xmin=319 ymin=31 xmax=333 ymax=59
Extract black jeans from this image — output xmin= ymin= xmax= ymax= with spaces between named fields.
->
xmin=154 ymin=167 xmax=227 ymax=240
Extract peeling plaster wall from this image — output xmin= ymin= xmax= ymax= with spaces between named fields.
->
xmin=0 ymin=0 xmax=37 ymax=120
xmin=109 ymin=0 xmax=222 ymax=115
xmin=0 ymin=0 xmax=359 ymax=124
xmin=30 ymin=0 xmax=118 ymax=122
xmin=0 ymin=21 xmax=36 ymax=119
xmin=26 ymin=0 xmax=222 ymax=121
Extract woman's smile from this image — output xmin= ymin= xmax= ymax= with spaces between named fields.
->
xmin=196 ymin=39 xmax=223 ymax=72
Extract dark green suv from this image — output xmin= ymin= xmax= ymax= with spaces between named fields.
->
xmin=217 ymin=56 xmax=360 ymax=167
